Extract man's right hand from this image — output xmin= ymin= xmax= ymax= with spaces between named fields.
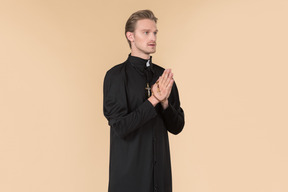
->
xmin=148 ymin=69 xmax=174 ymax=107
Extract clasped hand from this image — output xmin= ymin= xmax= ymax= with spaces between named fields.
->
xmin=150 ymin=69 xmax=174 ymax=109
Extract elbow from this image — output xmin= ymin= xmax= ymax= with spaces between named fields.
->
xmin=112 ymin=125 xmax=129 ymax=140
xmin=114 ymin=129 xmax=127 ymax=139
xmin=110 ymin=121 xmax=129 ymax=140
xmin=168 ymin=120 xmax=185 ymax=135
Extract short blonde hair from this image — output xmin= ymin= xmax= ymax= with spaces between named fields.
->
xmin=125 ymin=10 xmax=158 ymax=48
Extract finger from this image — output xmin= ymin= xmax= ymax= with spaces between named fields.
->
xmin=169 ymin=72 xmax=173 ymax=80
xmin=161 ymin=78 xmax=173 ymax=95
xmin=158 ymin=75 xmax=165 ymax=88
xmin=164 ymin=69 xmax=172 ymax=81
xmin=162 ymin=69 xmax=171 ymax=80
xmin=165 ymin=79 xmax=174 ymax=98
xmin=162 ymin=69 xmax=170 ymax=76
xmin=163 ymin=71 xmax=173 ymax=88
xmin=164 ymin=72 xmax=173 ymax=88
xmin=159 ymin=70 xmax=167 ymax=85
xmin=158 ymin=76 xmax=163 ymax=88
xmin=160 ymin=69 xmax=171 ymax=87
xmin=167 ymin=78 xmax=174 ymax=89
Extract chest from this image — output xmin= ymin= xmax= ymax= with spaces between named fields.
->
xmin=125 ymin=67 xmax=159 ymax=111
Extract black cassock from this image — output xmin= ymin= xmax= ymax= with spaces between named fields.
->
xmin=103 ymin=54 xmax=185 ymax=192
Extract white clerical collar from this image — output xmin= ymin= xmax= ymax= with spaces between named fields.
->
xmin=146 ymin=60 xmax=150 ymax=67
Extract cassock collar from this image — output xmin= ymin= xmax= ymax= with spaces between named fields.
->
xmin=128 ymin=54 xmax=155 ymax=73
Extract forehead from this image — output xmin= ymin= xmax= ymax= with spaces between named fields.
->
xmin=135 ymin=19 xmax=157 ymax=31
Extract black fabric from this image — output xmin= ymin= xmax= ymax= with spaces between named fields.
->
xmin=144 ymin=65 xmax=153 ymax=98
xmin=103 ymin=54 xmax=185 ymax=192
xmin=145 ymin=65 xmax=153 ymax=83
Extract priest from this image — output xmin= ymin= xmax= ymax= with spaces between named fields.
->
xmin=103 ymin=10 xmax=185 ymax=192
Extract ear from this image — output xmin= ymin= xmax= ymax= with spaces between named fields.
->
xmin=126 ymin=31 xmax=134 ymax=42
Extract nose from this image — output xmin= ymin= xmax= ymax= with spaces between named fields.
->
xmin=150 ymin=33 xmax=156 ymax=42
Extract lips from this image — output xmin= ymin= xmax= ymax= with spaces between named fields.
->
xmin=148 ymin=43 xmax=156 ymax=46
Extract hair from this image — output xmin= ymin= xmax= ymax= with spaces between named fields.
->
xmin=125 ymin=10 xmax=158 ymax=48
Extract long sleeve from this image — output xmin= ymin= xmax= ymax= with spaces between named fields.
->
xmin=161 ymin=82 xmax=185 ymax=134
xmin=103 ymin=68 xmax=157 ymax=139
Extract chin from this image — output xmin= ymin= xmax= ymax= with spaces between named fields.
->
xmin=148 ymin=49 xmax=156 ymax=54
xmin=145 ymin=51 xmax=156 ymax=55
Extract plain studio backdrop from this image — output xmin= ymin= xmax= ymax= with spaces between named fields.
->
xmin=0 ymin=0 xmax=287 ymax=191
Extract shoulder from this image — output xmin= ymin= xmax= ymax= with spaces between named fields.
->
xmin=104 ymin=64 xmax=124 ymax=92
xmin=106 ymin=63 xmax=125 ymax=76
xmin=152 ymin=63 xmax=165 ymax=75
xmin=104 ymin=60 xmax=128 ymax=81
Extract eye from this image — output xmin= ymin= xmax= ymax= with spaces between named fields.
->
xmin=154 ymin=32 xmax=158 ymax=35
xmin=144 ymin=31 xmax=149 ymax=35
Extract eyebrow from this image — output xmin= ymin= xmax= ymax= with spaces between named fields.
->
xmin=141 ymin=29 xmax=159 ymax=32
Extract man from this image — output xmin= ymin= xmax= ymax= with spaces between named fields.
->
xmin=103 ymin=10 xmax=185 ymax=192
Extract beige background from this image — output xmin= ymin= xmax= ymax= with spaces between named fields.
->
xmin=1 ymin=0 xmax=288 ymax=191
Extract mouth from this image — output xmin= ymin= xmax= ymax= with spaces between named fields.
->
xmin=148 ymin=43 xmax=156 ymax=47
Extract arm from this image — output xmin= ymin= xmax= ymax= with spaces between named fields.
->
xmin=152 ymin=69 xmax=185 ymax=134
xmin=103 ymin=70 xmax=158 ymax=139
xmin=161 ymin=83 xmax=185 ymax=135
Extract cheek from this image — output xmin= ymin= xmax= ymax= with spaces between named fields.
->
xmin=135 ymin=36 xmax=146 ymax=44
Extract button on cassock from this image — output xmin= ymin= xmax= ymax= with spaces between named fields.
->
xmin=154 ymin=186 xmax=158 ymax=192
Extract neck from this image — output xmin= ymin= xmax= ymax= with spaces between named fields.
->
xmin=131 ymin=50 xmax=150 ymax=60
